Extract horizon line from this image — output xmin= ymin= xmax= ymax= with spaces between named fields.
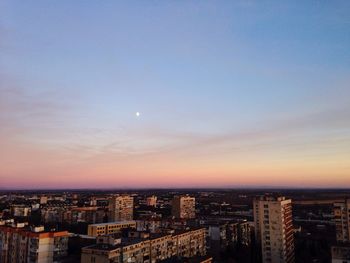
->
xmin=1 ymin=186 xmax=350 ymax=191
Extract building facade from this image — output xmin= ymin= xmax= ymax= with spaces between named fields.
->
xmin=334 ymin=199 xmax=350 ymax=243
xmin=0 ymin=225 xmax=68 ymax=263
xmin=332 ymin=199 xmax=350 ymax=263
xmin=172 ymin=196 xmax=195 ymax=219
xmin=147 ymin=196 xmax=157 ymax=207
xmin=81 ymin=228 xmax=206 ymax=263
xmin=88 ymin=221 xmax=137 ymax=237
xmin=109 ymin=195 xmax=134 ymax=222
xmin=253 ymin=196 xmax=294 ymax=263
xmin=331 ymin=245 xmax=350 ymax=263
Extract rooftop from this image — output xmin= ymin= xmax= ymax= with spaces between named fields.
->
xmin=89 ymin=221 xmax=136 ymax=226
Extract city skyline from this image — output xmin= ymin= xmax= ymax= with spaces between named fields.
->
xmin=1 ymin=1 xmax=350 ymax=189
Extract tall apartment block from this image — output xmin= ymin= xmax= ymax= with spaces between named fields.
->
xmin=331 ymin=199 xmax=350 ymax=262
xmin=253 ymin=196 xmax=294 ymax=263
xmin=0 ymin=224 xmax=68 ymax=263
xmin=109 ymin=195 xmax=134 ymax=222
xmin=172 ymin=195 xmax=195 ymax=219
xmin=334 ymin=199 xmax=350 ymax=243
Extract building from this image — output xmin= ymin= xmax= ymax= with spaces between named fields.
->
xmin=331 ymin=245 xmax=350 ymax=263
xmin=109 ymin=195 xmax=134 ymax=222
xmin=88 ymin=221 xmax=137 ymax=237
xmin=137 ymin=219 xmax=162 ymax=233
xmin=147 ymin=195 xmax=157 ymax=207
xmin=172 ymin=196 xmax=195 ymax=219
xmin=237 ymin=221 xmax=251 ymax=246
xmin=64 ymin=206 xmax=106 ymax=224
xmin=81 ymin=228 xmax=206 ymax=263
xmin=10 ymin=205 xmax=31 ymax=217
xmin=0 ymin=224 xmax=68 ymax=263
xmin=332 ymin=199 xmax=350 ymax=262
xmin=253 ymin=196 xmax=294 ymax=263
xmin=160 ymin=255 xmax=213 ymax=263
xmin=174 ymin=228 xmax=206 ymax=258
xmin=334 ymin=199 xmax=350 ymax=243
xmin=201 ymin=219 xmax=251 ymax=258
xmin=40 ymin=196 xmax=48 ymax=205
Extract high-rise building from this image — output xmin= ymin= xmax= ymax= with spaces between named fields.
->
xmin=334 ymin=199 xmax=350 ymax=243
xmin=332 ymin=199 xmax=350 ymax=263
xmin=0 ymin=225 xmax=68 ymax=263
xmin=253 ymin=196 xmax=294 ymax=263
xmin=172 ymin=195 xmax=195 ymax=219
xmin=108 ymin=195 xmax=134 ymax=222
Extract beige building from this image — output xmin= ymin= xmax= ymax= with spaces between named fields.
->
xmin=88 ymin=221 xmax=137 ymax=237
xmin=81 ymin=228 xmax=206 ymax=263
xmin=10 ymin=205 xmax=31 ymax=217
xmin=146 ymin=196 xmax=157 ymax=207
xmin=109 ymin=195 xmax=134 ymax=222
xmin=334 ymin=199 xmax=350 ymax=243
xmin=40 ymin=196 xmax=48 ymax=204
xmin=0 ymin=225 xmax=68 ymax=263
xmin=253 ymin=196 xmax=294 ymax=263
xmin=172 ymin=196 xmax=195 ymax=219
xmin=81 ymin=243 xmax=122 ymax=263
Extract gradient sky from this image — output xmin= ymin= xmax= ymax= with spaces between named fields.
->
xmin=0 ymin=1 xmax=350 ymax=189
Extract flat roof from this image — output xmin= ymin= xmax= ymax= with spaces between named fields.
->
xmin=89 ymin=221 xmax=136 ymax=227
xmin=83 ymin=243 xmax=122 ymax=251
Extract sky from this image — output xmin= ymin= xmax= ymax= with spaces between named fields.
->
xmin=0 ymin=1 xmax=350 ymax=189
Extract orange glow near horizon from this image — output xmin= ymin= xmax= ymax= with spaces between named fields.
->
xmin=1 ymin=131 xmax=350 ymax=189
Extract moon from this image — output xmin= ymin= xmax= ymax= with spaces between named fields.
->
xmin=136 ymin=112 xmax=140 ymax=117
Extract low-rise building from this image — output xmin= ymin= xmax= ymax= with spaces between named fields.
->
xmin=88 ymin=221 xmax=137 ymax=237
xmin=147 ymin=196 xmax=158 ymax=207
xmin=10 ymin=205 xmax=31 ymax=217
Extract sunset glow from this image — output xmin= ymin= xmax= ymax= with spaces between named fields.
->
xmin=1 ymin=1 xmax=349 ymax=189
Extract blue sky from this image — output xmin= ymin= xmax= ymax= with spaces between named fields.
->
xmin=0 ymin=1 xmax=350 ymax=188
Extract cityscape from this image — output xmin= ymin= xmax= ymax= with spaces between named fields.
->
xmin=0 ymin=189 xmax=350 ymax=262
xmin=1 ymin=1 xmax=350 ymax=263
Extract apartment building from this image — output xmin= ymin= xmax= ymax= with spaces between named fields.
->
xmin=160 ymin=255 xmax=213 ymax=263
xmin=88 ymin=221 xmax=137 ymax=237
xmin=172 ymin=196 xmax=195 ymax=219
xmin=81 ymin=228 xmax=206 ymax=263
xmin=0 ymin=225 xmax=68 ymax=263
xmin=147 ymin=196 xmax=157 ymax=207
xmin=109 ymin=195 xmax=134 ymax=221
xmin=334 ymin=199 xmax=350 ymax=243
xmin=253 ymin=196 xmax=294 ymax=263
xmin=10 ymin=205 xmax=31 ymax=217
xmin=331 ymin=199 xmax=350 ymax=262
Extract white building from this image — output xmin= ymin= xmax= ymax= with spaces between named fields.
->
xmin=253 ymin=196 xmax=294 ymax=263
